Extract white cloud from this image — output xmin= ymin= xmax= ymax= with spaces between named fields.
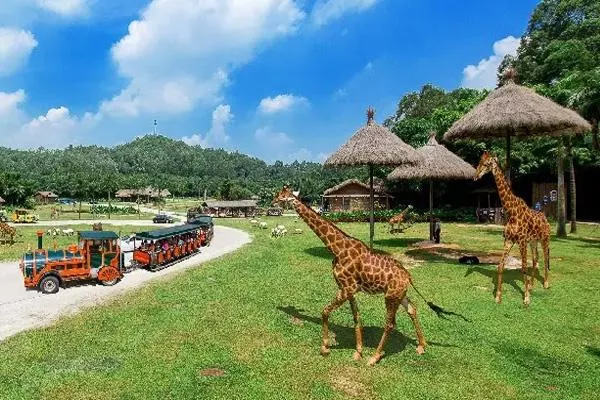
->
xmin=333 ymin=88 xmax=347 ymax=99
xmin=0 ymin=89 xmax=26 ymax=116
xmin=364 ymin=61 xmax=373 ymax=71
xmin=181 ymin=104 xmax=233 ymax=148
xmin=311 ymin=0 xmax=377 ymax=26
xmin=255 ymin=126 xmax=294 ymax=147
xmin=462 ymin=35 xmax=520 ymax=89
xmin=257 ymin=94 xmax=309 ymax=114
xmin=101 ymin=0 xmax=305 ymax=118
xmin=0 ymin=28 xmax=38 ymax=76
xmin=0 ymin=104 xmax=97 ymax=148
xmin=35 ymin=0 xmax=89 ymax=17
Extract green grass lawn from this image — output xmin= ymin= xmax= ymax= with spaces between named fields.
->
xmin=0 ymin=224 xmax=156 ymax=261
xmin=33 ymin=204 xmax=154 ymax=221
xmin=0 ymin=220 xmax=599 ymax=399
xmin=160 ymin=197 xmax=207 ymax=213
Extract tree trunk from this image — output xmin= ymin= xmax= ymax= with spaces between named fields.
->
xmin=556 ymin=144 xmax=567 ymax=238
xmin=568 ymin=144 xmax=577 ymax=234
xmin=592 ymin=118 xmax=599 ymax=150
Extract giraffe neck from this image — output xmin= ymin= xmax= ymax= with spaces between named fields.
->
xmin=491 ymin=160 xmax=517 ymax=210
xmin=290 ymin=198 xmax=350 ymax=256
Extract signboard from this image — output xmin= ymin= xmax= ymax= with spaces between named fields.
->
xmin=550 ymin=190 xmax=558 ymax=202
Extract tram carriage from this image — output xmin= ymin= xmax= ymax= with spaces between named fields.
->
xmin=131 ymin=224 xmax=206 ymax=271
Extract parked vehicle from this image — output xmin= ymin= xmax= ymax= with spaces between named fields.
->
xmin=266 ymin=207 xmax=283 ymax=216
xmin=58 ymin=198 xmax=77 ymax=205
xmin=11 ymin=209 xmax=39 ymax=223
xmin=152 ymin=213 xmax=174 ymax=223
xmin=20 ymin=231 xmax=123 ymax=294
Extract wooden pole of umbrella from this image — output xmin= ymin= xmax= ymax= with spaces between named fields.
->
xmin=324 ymin=106 xmax=422 ymax=250
xmin=369 ymin=164 xmax=375 ymax=249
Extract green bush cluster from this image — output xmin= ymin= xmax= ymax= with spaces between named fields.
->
xmin=323 ymin=206 xmax=476 ymax=223
xmin=90 ymin=205 xmax=139 ymax=215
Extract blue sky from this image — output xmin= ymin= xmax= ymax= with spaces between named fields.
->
xmin=0 ymin=0 xmax=539 ymax=163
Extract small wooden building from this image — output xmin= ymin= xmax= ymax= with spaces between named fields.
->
xmin=36 ymin=191 xmax=58 ymax=204
xmin=202 ymin=200 xmax=258 ymax=217
xmin=532 ymin=181 xmax=559 ymax=220
xmin=321 ymin=179 xmax=392 ymax=212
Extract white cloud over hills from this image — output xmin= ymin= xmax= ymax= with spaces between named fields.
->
xmin=181 ymin=104 xmax=233 ymax=148
xmin=101 ymin=0 xmax=305 ymax=118
xmin=462 ymin=35 xmax=520 ymax=89
xmin=258 ymin=94 xmax=309 ymax=114
xmin=0 ymin=28 xmax=38 ymax=76
xmin=311 ymin=0 xmax=378 ymax=26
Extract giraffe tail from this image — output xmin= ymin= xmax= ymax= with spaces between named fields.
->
xmin=409 ymin=279 xmax=471 ymax=322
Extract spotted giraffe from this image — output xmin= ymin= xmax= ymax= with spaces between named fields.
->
xmin=273 ymin=186 xmax=445 ymax=365
xmin=0 ymin=222 xmax=17 ymax=245
xmin=388 ymin=205 xmax=414 ymax=233
xmin=475 ymin=151 xmax=551 ymax=306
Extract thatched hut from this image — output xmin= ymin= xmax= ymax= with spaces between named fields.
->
xmin=443 ymin=69 xmax=591 ymax=182
xmin=322 ymin=179 xmax=392 ymax=212
xmin=325 ymin=107 xmax=421 ymax=248
xmin=388 ymin=133 xmax=475 ymax=239
xmin=0 ymin=196 xmax=5 ymax=206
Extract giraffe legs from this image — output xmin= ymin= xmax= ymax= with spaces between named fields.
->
xmin=529 ymin=240 xmax=539 ymax=288
xmin=320 ymin=290 xmax=348 ymax=356
xmin=401 ymin=296 xmax=426 ymax=355
xmin=348 ymin=296 xmax=363 ymax=361
xmin=495 ymin=240 xmax=513 ymax=303
xmin=367 ymin=297 xmax=400 ymax=366
xmin=542 ymin=237 xmax=550 ymax=289
xmin=519 ymin=241 xmax=531 ymax=306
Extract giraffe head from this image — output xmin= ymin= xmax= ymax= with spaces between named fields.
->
xmin=272 ymin=185 xmax=296 ymax=206
xmin=475 ymin=151 xmax=497 ymax=180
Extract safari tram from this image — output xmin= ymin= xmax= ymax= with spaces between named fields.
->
xmin=19 ymin=222 xmax=212 ymax=294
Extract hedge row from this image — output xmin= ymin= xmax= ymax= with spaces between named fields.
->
xmin=323 ymin=206 xmax=476 ymax=223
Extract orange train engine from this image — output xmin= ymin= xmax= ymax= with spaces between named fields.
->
xmin=131 ymin=224 xmax=206 ymax=272
xmin=20 ymin=230 xmax=123 ymax=294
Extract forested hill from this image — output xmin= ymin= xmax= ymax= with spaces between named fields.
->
xmin=0 ymin=135 xmax=361 ymax=204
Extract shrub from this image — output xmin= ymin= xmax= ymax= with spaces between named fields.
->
xmin=90 ymin=205 xmax=139 ymax=215
xmin=323 ymin=206 xmax=476 ymax=223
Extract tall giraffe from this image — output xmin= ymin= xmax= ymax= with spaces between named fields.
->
xmin=274 ymin=186 xmax=445 ymax=365
xmin=475 ymin=152 xmax=551 ymax=305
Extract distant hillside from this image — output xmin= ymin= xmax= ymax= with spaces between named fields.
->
xmin=0 ymin=135 xmax=361 ymax=205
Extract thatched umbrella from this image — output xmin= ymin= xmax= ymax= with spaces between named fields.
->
xmin=388 ymin=133 xmax=476 ymax=240
xmin=325 ymin=107 xmax=421 ymax=249
xmin=443 ymin=69 xmax=591 ymax=182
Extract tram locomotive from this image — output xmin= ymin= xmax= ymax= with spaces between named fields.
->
xmin=20 ymin=223 xmax=209 ymax=294
xmin=21 ymin=230 xmax=123 ymax=294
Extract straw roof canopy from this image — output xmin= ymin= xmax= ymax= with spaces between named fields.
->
xmin=443 ymin=71 xmax=592 ymax=141
xmin=388 ymin=134 xmax=476 ymax=180
xmin=0 ymin=196 xmax=5 ymax=203
xmin=325 ymin=107 xmax=421 ymax=167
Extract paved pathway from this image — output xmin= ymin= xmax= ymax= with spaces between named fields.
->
xmin=0 ymin=225 xmax=251 ymax=342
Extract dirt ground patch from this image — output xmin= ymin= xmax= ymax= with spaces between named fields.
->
xmin=407 ymin=241 xmax=522 ymax=269
xmin=330 ymin=366 xmax=373 ymax=399
xmin=199 ymin=368 xmax=226 ymax=377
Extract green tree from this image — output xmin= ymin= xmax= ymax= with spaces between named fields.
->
xmin=508 ymin=0 xmax=600 ymax=234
